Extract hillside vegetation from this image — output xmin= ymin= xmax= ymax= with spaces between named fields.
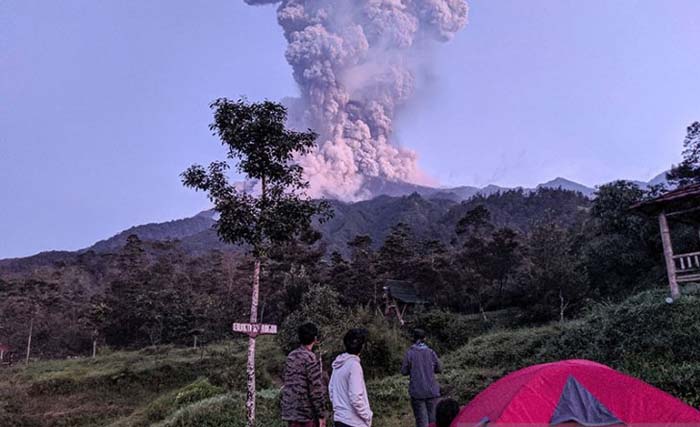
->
xmin=2 ymin=288 xmax=699 ymax=427
xmin=3 ymin=185 xmax=667 ymax=359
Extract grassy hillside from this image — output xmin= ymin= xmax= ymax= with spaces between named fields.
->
xmin=2 ymin=289 xmax=698 ymax=427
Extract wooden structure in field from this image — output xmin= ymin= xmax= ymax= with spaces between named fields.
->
xmin=632 ymin=183 xmax=700 ymax=299
xmin=0 ymin=344 xmax=8 ymax=362
xmin=383 ymin=280 xmax=428 ymax=325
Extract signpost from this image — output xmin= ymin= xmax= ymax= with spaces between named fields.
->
xmin=233 ymin=323 xmax=278 ymax=337
xmin=233 ymin=321 xmax=278 ymax=426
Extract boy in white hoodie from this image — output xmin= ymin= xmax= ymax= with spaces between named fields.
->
xmin=328 ymin=328 xmax=372 ymax=427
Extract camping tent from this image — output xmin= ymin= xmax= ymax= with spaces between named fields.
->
xmin=453 ymin=359 xmax=700 ymax=427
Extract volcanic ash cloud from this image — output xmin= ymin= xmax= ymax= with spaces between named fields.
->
xmin=244 ymin=0 xmax=469 ymax=200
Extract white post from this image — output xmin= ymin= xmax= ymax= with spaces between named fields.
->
xmin=659 ymin=212 xmax=680 ymax=299
xmin=246 ymin=258 xmax=261 ymax=427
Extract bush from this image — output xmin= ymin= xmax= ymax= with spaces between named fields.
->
xmin=155 ymin=391 xmax=283 ymax=427
xmin=354 ymin=309 xmax=410 ymax=379
xmin=278 ymin=284 xmax=410 ymax=379
xmin=444 ymin=325 xmax=561 ymax=372
xmin=540 ymin=290 xmax=700 ymax=365
xmin=442 ymin=289 xmax=700 ymax=407
xmin=140 ymin=378 xmax=224 ymax=424
xmin=207 ymin=338 xmax=284 ymax=392
xmin=278 ymin=284 xmax=350 ymax=355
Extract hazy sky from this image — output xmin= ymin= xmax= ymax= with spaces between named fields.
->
xmin=2 ymin=0 xmax=699 ymax=258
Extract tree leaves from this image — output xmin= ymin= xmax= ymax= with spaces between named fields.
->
xmin=181 ymin=98 xmax=332 ymax=256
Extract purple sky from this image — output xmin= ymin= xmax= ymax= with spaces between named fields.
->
xmin=2 ymin=0 xmax=699 ymax=259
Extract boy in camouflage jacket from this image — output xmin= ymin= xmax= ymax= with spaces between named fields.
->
xmin=281 ymin=323 xmax=327 ymax=427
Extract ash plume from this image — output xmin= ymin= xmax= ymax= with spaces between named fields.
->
xmin=244 ymin=0 xmax=469 ymax=200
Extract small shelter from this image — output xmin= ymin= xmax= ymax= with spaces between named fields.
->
xmin=0 ymin=344 xmax=9 ymax=362
xmin=382 ymin=279 xmax=427 ymax=325
xmin=453 ymin=359 xmax=700 ymax=426
xmin=631 ymin=183 xmax=700 ymax=299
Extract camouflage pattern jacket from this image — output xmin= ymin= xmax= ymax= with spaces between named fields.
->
xmin=281 ymin=346 xmax=327 ymax=422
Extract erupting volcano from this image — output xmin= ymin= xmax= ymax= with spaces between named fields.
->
xmin=244 ymin=0 xmax=469 ymax=200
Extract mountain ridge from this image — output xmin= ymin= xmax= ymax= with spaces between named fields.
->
xmin=0 ymin=174 xmax=668 ymax=265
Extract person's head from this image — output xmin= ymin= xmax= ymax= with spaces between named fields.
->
xmin=343 ymin=328 xmax=368 ymax=355
xmin=412 ymin=328 xmax=426 ymax=343
xmin=435 ymin=398 xmax=460 ymax=427
xmin=298 ymin=322 xmax=319 ymax=347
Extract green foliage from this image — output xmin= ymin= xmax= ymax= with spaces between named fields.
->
xmin=134 ymin=378 xmax=225 ymax=425
xmin=181 ymin=98 xmax=331 ymax=255
xmin=667 ymin=121 xmax=700 ymax=186
xmin=408 ymin=310 xmax=488 ymax=353
xmin=581 ymin=181 xmax=663 ymax=300
xmin=442 ymin=290 xmax=700 ymax=406
xmin=357 ymin=311 xmax=410 ymax=379
xmin=3 ymin=289 xmax=700 ymax=426
xmin=278 ymin=283 xmax=350 ymax=355
xmin=437 ymin=367 xmax=504 ymax=403
xmin=153 ymin=392 xmax=282 ymax=427
xmin=517 ymin=222 xmax=588 ymax=323
xmin=445 ymin=325 xmax=561 ymax=372
xmin=278 ymin=284 xmax=410 ymax=379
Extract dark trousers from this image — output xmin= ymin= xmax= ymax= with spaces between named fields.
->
xmin=410 ymin=397 xmax=438 ymax=427
xmin=288 ymin=422 xmax=318 ymax=427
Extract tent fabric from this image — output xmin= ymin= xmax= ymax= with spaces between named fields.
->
xmin=453 ymin=359 xmax=700 ymax=427
xmin=549 ymin=375 xmax=622 ymax=426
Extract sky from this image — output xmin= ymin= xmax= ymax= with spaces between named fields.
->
xmin=1 ymin=0 xmax=699 ymax=259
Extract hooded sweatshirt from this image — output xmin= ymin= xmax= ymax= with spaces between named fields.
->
xmin=328 ymin=353 xmax=373 ymax=427
xmin=401 ymin=342 xmax=442 ymax=399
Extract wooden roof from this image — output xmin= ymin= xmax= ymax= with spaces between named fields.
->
xmin=385 ymin=280 xmax=428 ymax=304
xmin=631 ymin=183 xmax=700 ymax=215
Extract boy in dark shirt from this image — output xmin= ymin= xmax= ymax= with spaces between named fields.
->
xmin=281 ymin=323 xmax=327 ymax=427
xmin=401 ymin=329 xmax=442 ymax=427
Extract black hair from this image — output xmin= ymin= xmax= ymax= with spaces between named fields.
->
xmin=343 ymin=328 xmax=368 ymax=355
xmin=413 ymin=328 xmax=426 ymax=342
xmin=298 ymin=322 xmax=319 ymax=346
xmin=436 ymin=398 xmax=460 ymax=427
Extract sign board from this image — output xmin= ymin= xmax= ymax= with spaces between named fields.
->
xmin=233 ymin=323 xmax=278 ymax=337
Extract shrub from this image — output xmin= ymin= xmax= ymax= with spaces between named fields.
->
xmin=278 ymin=285 xmax=410 ymax=379
xmin=155 ymin=391 xmax=283 ymax=427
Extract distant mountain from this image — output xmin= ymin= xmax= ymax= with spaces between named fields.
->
xmin=648 ymin=171 xmax=670 ymax=187
xmin=536 ymin=177 xmax=595 ymax=197
xmin=0 ymin=174 xmax=670 ymax=267
xmin=88 ymin=210 xmax=223 ymax=254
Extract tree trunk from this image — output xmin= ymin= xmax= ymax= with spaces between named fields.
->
xmin=92 ymin=339 xmax=97 ymax=358
xmin=559 ymin=288 xmax=568 ymax=323
xmin=193 ymin=335 xmax=198 ymax=349
xmin=479 ymin=302 xmax=488 ymax=322
xmin=246 ymin=258 xmax=261 ymax=427
xmin=26 ymin=317 xmax=34 ymax=364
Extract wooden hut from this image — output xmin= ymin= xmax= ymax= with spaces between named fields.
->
xmin=383 ymin=279 xmax=428 ymax=325
xmin=631 ymin=183 xmax=700 ymax=299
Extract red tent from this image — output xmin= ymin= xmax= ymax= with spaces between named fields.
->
xmin=453 ymin=359 xmax=700 ymax=427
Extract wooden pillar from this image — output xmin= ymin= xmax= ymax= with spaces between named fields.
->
xmin=659 ymin=212 xmax=680 ymax=299
xmin=26 ymin=317 xmax=34 ymax=364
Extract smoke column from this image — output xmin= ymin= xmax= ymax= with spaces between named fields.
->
xmin=244 ymin=0 xmax=469 ymax=200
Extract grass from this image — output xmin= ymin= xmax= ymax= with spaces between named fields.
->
xmin=2 ymin=289 xmax=699 ymax=427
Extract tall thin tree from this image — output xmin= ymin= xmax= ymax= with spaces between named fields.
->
xmin=182 ymin=98 xmax=331 ymax=427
